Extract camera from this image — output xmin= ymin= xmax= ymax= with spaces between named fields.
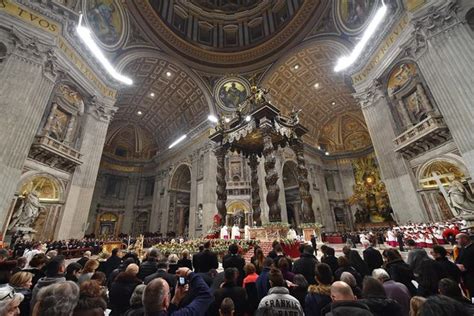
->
xmin=178 ymin=276 xmax=187 ymax=286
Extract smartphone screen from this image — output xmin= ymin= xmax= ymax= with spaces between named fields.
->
xmin=179 ymin=276 xmax=186 ymax=286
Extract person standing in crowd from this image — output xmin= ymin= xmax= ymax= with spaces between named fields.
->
xmin=335 ymin=256 xmax=362 ymax=286
xmin=397 ymin=230 xmax=405 ymax=252
xmin=32 ymin=281 xmax=79 ymax=315
xmin=195 ymin=241 xmax=218 ymax=273
xmin=223 ymin=244 xmax=245 ymax=286
xmin=343 ymin=246 xmax=370 ymax=277
xmin=144 ymin=258 xmax=177 ymax=290
xmin=321 ymin=281 xmax=372 ymax=315
xmin=65 ymin=262 xmax=82 ymax=283
xmin=409 ymin=296 xmax=426 ymax=316
xmin=293 ymin=245 xmax=318 ymax=285
xmin=124 ymin=284 xmax=146 ymax=316
xmin=438 ymin=278 xmax=474 ymax=313
xmin=372 ymin=268 xmax=411 ymax=316
xmin=419 ymin=295 xmax=471 ymax=316
xmin=406 ymin=240 xmax=429 ymax=278
xmin=210 ymin=267 xmax=248 ymax=316
xmin=219 ymin=298 xmax=235 ymax=316
xmin=168 ymin=254 xmax=180 ymax=275
xmin=242 ymin=263 xmax=258 ymax=288
xmin=76 ymin=250 xmax=91 ymax=268
xmin=251 ymin=248 xmax=265 ymax=274
xmin=305 ymin=263 xmax=333 ymax=316
xmin=359 ymin=276 xmax=403 ymax=316
xmin=9 ymin=271 xmax=32 ymax=316
xmin=105 ymin=248 xmax=122 ymax=278
xmin=78 ymin=259 xmax=99 ymax=284
xmin=363 ymin=240 xmax=384 ymax=274
xmin=290 ymin=274 xmax=309 ymax=310
xmin=0 ymin=284 xmax=23 ymax=316
xmin=340 ymin=272 xmax=363 ymax=299
xmin=431 ymin=245 xmax=460 ymax=282
xmin=109 ymin=263 xmax=142 ymax=316
xmin=138 ymin=248 xmax=160 ymax=281
xmin=455 ymin=233 xmax=474 ymax=299
xmin=321 ymin=246 xmax=339 ymax=276
xmin=30 ymin=255 xmax=67 ymax=309
xmin=383 ymin=249 xmax=417 ymax=296
xmin=22 ymin=253 xmax=47 ymax=288
xmin=142 ymin=267 xmax=213 ymax=315
xmin=177 ymin=249 xmax=193 ymax=270
xmin=257 ymin=268 xmax=303 ymax=316
xmin=256 ymin=257 xmax=274 ymax=300
xmin=73 ymin=280 xmax=108 ymax=316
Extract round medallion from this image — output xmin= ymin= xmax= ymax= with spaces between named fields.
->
xmin=335 ymin=0 xmax=379 ymax=34
xmin=214 ymin=77 xmax=251 ymax=112
xmin=83 ymin=0 xmax=127 ymax=50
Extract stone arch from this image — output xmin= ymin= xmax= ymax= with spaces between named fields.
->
xmin=168 ymin=164 xmax=192 ymax=236
xmin=16 ymin=172 xmax=65 ymax=202
xmin=417 ymin=155 xmax=470 ymax=189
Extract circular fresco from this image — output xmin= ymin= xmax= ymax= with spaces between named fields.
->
xmin=335 ymin=0 xmax=379 ymax=34
xmin=83 ymin=0 xmax=126 ymax=50
xmin=214 ymin=77 xmax=251 ymax=112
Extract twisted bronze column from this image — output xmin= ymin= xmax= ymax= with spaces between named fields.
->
xmin=290 ymin=138 xmax=315 ymax=223
xmin=248 ymin=154 xmax=261 ymax=226
xmin=262 ymin=126 xmax=281 ymax=222
xmin=215 ymin=146 xmax=227 ymax=222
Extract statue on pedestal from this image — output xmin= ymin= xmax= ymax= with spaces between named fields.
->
xmin=448 ymin=180 xmax=474 ymax=216
xmin=196 ymin=204 xmax=203 ymax=229
xmin=8 ymin=191 xmax=44 ymax=231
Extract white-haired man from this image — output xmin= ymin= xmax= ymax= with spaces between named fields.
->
xmin=372 ymin=268 xmax=411 ymax=315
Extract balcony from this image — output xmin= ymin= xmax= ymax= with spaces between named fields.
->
xmin=394 ymin=115 xmax=451 ymax=159
xmin=28 ymin=135 xmax=83 ymax=172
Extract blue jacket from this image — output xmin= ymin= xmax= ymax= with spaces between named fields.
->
xmin=167 ymin=273 xmax=213 ymax=316
xmin=256 ymin=267 xmax=271 ymax=300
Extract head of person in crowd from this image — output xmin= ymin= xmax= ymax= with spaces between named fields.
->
xmin=224 ymin=268 xmax=238 ymax=285
xmin=268 ymin=268 xmax=285 ymax=288
xmin=274 ymin=244 xmax=284 ymax=255
xmin=0 ymin=250 xmax=9 ymax=263
xmin=198 ymin=245 xmax=205 ymax=253
xmin=82 ymin=259 xmax=99 ymax=274
xmin=65 ymin=262 xmax=82 ymax=282
xmin=330 ymin=281 xmax=355 ymax=301
xmin=0 ymin=284 xmax=23 ymax=316
xmin=129 ymin=284 xmax=146 ymax=308
xmin=326 ymin=247 xmax=336 ymax=257
xmin=438 ymin=278 xmax=465 ymax=300
xmin=90 ymin=271 xmax=107 ymax=287
xmin=147 ymin=248 xmax=160 ymax=261
xmin=111 ymin=248 xmax=122 ymax=258
xmin=362 ymin=276 xmax=387 ymax=298
xmin=220 ymin=297 xmax=235 ymax=316
xmin=9 ymin=272 xmax=33 ymax=290
xmin=244 ymin=263 xmax=256 ymax=277
xmin=204 ymin=241 xmax=212 ymax=251
xmin=277 ymin=257 xmax=291 ymax=272
xmin=45 ymin=255 xmax=66 ymax=277
xmin=410 ymin=296 xmax=426 ymax=316
xmin=228 ymin=243 xmax=239 ymax=255
xmin=181 ymin=249 xmax=190 ymax=260
xmin=340 ymin=272 xmax=357 ymax=290
xmin=263 ymin=257 xmax=274 ymax=269
xmin=455 ymin=233 xmax=471 ymax=248
xmin=125 ymin=263 xmax=139 ymax=276
xmin=97 ymin=252 xmax=109 ymax=262
xmin=372 ymin=268 xmax=390 ymax=283
xmin=82 ymin=251 xmax=91 ymax=259
xmin=143 ymin=278 xmax=170 ymax=314
xmin=29 ymin=254 xmax=48 ymax=270
xmin=382 ymin=248 xmax=402 ymax=263
xmin=337 ymin=255 xmax=350 ymax=268
xmin=320 ymin=245 xmax=329 ymax=256
xmin=342 ymin=246 xmax=352 ymax=256
xmin=46 ymin=250 xmax=58 ymax=260
xmin=73 ymin=280 xmax=107 ymax=316
xmin=32 ymin=281 xmax=79 ymax=316
xmin=157 ymin=258 xmax=169 ymax=271
xmin=430 ymin=245 xmax=448 ymax=260
xmin=315 ymin=263 xmax=333 ymax=286
xmin=406 ymin=239 xmax=417 ymax=249
xmin=292 ymin=274 xmax=308 ymax=289
xmin=419 ymin=295 xmax=470 ymax=316
xmin=168 ymin=254 xmax=179 ymax=265
xmin=15 ymin=257 xmax=27 ymax=270
xmin=362 ymin=240 xmax=371 ymax=249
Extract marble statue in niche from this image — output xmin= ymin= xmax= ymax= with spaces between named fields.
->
xmin=196 ymin=204 xmax=203 ymax=229
xmin=8 ymin=191 xmax=45 ymax=230
xmin=448 ymin=180 xmax=474 ymax=215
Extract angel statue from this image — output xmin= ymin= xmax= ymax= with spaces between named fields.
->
xmin=288 ymin=108 xmax=302 ymax=125
xmin=448 ymin=180 xmax=474 ymax=216
xmin=8 ymin=191 xmax=45 ymax=230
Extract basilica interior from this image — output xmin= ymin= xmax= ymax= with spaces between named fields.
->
xmin=1 ymin=0 xmax=473 ymax=242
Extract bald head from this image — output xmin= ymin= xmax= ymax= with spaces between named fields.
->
xmin=331 ymin=281 xmax=355 ymax=301
xmin=143 ymin=278 xmax=170 ymax=313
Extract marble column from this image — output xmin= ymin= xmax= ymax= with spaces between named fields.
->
xmin=356 ymin=81 xmax=426 ymax=223
xmin=188 ymin=154 xmax=199 ymax=237
xmin=57 ymin=106 xmax=112 ymax=239
xmin=0 ymin=31 xmax=57 ymax=231
xmin=149 ymin=170 xmax=166 ymax=233
xmin=214 ymin=146 xmax=227 ymax=222
xmin=202 ymin=149 xmax=217 ymax=233
xmin=248 ymin=154 xmax=261 ymax=226
xmin=122 ymin=177 xmax=139 ymax=234
xmin=397 ymin=98 xmax=413 ymax=129
xmin=262 ymin=124 xmax=281 ymax=222
xmin=290 ymin=139 xmax=315 ymax=223
xmin=410 ymin=3 xmax=474 ymax=179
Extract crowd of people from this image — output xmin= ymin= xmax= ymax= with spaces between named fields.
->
xmin=0 ymin=225 xmax=473 ymax=315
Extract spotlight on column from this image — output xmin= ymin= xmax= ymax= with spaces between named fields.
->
xmin=169 ymin=135 xmax=187 ymax=149
xmin=207 ymin=115 xmax=218 ymax=123
xmin=245 ymin=115 xmax=251 ymax=122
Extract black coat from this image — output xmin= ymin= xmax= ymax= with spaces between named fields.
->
xmin=144 ymin=269 xmax=177 ymax=290
xmin=138 ymin=260 xmax=158 ymax=281
xmin=348 ymin=250 xmax=370 ymax=277
xmin=109 ymin=272 xmax=142 ymax=316
xmin=222 ymin=254 xmax=245 ymax=285
xmin=321 ymin=255 xmax=339 ymax=276
xmin=209 ymin=283 xmax=248 ymax=316
xmin=360 ymin=296 xmax=403 ymax=316
xmin=322 ymin=300 xmax=373 ymax=316
xmin=177 ymin=258 xmax=193 ymax=270
xmin=435 ymin=257 xmax=461 ymax=282
xmin=194 ymin=250 xmax=218 ymax=273
xmin=293 ymin=253 xmax=318 ymax=284
xmin=385 ymin=259 xmax=416 ymax=296
xmin=363 ymin=247 xmax=384 ymax=274
xmin=105 ymin=255 xmax=122 ymax=277
xmin=335 ymin=266 xmax=362 ymax=286
xmin=456 ymin=243 xmax=474 ymax=296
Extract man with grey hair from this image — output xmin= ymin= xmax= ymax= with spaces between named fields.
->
xmin=32 ymin=281 xmax=79 ymax=315
xmin=320 ymin=281 xmax=372 ymax=315
xmin=139 ymin=248 xmax=160 ymax=281
xmin=143 ymin=267 xmax=212 ymax=315
xmin=372 ymin=268 xmax=411 ymax=315
xmin=77 ymin=250 xmax=92 ymax=268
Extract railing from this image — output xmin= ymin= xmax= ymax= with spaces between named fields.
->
xmin=33 ymin=135 xmax=82 ymax=161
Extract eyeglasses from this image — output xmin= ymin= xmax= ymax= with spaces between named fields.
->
xmin=0 ymin=290 xmax=15 ymax=301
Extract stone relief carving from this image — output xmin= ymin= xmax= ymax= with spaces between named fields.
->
xmin=448 ymin=180 xmax=474 ymax=216
xmin=8 ymin=191 xmax=45 ymax=230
